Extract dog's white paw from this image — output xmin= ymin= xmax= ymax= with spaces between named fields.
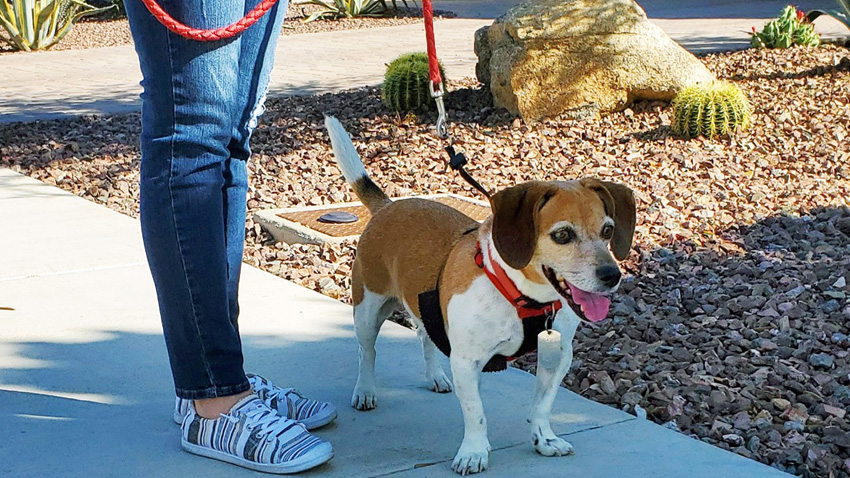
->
xmin=452 ymin=443 xmax=490 ymax=475
xmin=427 ymin=370 xmax=453 ymax=393
xmin=533 ymin=433 xmax=574 ymax=457
xmin=351 ymin=385 xmax=377 ymax=411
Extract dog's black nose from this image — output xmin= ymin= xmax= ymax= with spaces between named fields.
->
xmin=596 ymin=264 xmax=621 ymax=288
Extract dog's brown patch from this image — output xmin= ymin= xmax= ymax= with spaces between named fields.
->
xmin=350 ymin=198 xmax=478 ymax=314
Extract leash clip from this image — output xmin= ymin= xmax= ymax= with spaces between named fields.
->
xmin=430 ymin=80 xmax=448 ymax=139
xmin=545 ymin=309 xmax=556 ymax=332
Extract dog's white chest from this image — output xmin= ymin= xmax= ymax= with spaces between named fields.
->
xmin=445 ymin=276 xmax=525 ymax=359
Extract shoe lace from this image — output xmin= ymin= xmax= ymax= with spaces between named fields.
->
xmin=225 ymin=401 xmax=300 ymax=440
xmin=250 ymin=376 xmax=298 ymax=408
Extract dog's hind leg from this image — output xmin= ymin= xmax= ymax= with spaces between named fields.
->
xmin=403 ymin=302 xmax=453 ymax=394
xmin=528 ymin=311 xmax=581 ymax=457
xmin=352 ymin=287 xmax=396 ymax=411
xmin=415 ymin=324 xmax=453 ymax=393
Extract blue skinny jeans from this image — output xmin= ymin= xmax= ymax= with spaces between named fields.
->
xmin=125 ymin=0 xmax=287 ymax=399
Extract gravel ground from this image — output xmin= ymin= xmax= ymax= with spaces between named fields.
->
xmin=0 ymin=4 xmax=444 ymax=54
xmin=2 ymin=45 xmax=850 ymax=477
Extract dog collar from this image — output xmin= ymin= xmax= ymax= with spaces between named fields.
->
xmin=474 ymin=242 xmax=562 ymax=320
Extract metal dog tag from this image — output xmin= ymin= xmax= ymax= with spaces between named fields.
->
xmin=537 ymin=330 xmax=561 ymax=373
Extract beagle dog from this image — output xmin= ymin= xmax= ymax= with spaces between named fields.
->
xmin=325 ymin=117 xmax=636 ymax=475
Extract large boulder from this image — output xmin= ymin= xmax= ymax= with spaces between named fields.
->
xmin=474 ymin=0 xmax=716 ymax=120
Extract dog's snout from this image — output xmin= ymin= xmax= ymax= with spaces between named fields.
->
xmin=596 ymin=264 xmax=621 ymax=288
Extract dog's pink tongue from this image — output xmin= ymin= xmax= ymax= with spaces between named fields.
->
xmin=567 ymin=283 xmax=611 ymax=322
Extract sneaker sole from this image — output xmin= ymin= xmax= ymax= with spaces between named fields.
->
xmin=182 ymin=439 xmax=333 ymax=474
xmin=300 ymin=407 xmax=338 ymax=430
xmin=174 ymin=408 xmax=338 ymax=430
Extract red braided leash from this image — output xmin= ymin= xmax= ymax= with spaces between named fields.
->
xmin=421 ymin=0 xmax=443 ymax=87
xmin=139 ymin=0 xmax=279 ymax=41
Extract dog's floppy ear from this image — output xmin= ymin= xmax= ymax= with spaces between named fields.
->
xmin=581 ymin=178 xmax=636 ymax=261
xmin=490 ymin=181 xmax=558 ymax=269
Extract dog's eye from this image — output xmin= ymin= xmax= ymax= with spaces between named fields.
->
xmin=601 ymin=224 xmax=614 ymax=240
xmin=551 ymin=227 xmax=575 ymax=245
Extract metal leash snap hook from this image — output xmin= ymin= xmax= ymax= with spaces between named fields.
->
xmin=430 ymin=80 xmax=448 ymax=139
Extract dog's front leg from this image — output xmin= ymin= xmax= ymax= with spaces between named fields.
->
xmin=450 ymin=355 xmax=490 ymax=475
xmin=528 ymin=312 xmax=580 ymax=457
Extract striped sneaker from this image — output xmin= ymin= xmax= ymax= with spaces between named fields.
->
xmin=173 ymin=374 xmax=337 ymax=430
xmin=181 ymin=394 xmax=333 ymax=474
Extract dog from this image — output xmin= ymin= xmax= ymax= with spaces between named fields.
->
xmin=325 ymin=116 xmax=636 ymax=475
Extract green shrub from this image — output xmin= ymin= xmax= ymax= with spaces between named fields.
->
xmin=303 ymin=0 xmax=387 ymax=21
xmin=87 ymin=0 xmax=125 ymax=20
xmin=751 ymin=5 xmax=820 ymax=48
xmin=806 ymin=0 xmax=850 ymax=32
xmin=672 ymin=81 xmax=752 ymax=139
xmin=382 ymin=52 xmax=446 ymax=113
xmin=0 ymin=0 xmax=112 ymax=51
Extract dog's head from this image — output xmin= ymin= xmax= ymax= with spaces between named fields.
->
xmin=490 ymin=178 xmax=636 ymax=322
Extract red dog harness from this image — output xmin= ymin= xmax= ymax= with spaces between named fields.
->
xmin=418 ymin=237 xmax=563 ymax=373
xmin=474 ymin=242 xmax=562 ymax=320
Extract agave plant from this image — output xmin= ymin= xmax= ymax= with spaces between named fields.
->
xmin=806 ymin=0 xmax=850 ymax=31
xmin=303 ymin=0 xmax=387 ymax=21
xmin=0 ymin=0 xmax=111 ymax=52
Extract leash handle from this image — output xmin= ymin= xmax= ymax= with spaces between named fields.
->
xmin=446 ymin=146 xmax=491 ymax=199
xmin=140 ymin=0 xmax=279 ymax=41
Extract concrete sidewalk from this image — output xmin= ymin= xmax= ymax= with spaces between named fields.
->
xmin=1 ymin=5 xmax=847 ymax=123
xmin=0 ymin=168 xmax=793 ymax=477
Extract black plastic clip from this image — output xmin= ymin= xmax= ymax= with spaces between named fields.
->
xmin=445 ymin=145 xmax=491 ymax=199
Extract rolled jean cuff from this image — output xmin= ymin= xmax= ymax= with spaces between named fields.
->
xmin=175 ymin=379 xmax=251 ymax=400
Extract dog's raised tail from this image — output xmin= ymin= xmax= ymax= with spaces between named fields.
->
xmin=325 ymin=116 xmax=390 ymax=214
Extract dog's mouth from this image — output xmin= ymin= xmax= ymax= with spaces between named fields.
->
xmin=542 ymin=266 xmax=611 ymax=323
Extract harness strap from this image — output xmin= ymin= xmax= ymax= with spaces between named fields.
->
xmin=474 ymin=243 xmax=562 ymax=320
xmin=418 ymin=235 xmax=562 ymax=374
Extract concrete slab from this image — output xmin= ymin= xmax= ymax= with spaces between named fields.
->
xmin=0 ymin=264 xmax=631 ymax=478
xmin=0 ymin=169 xmax=146 ymax=280
xmin=0 ymin=168 xmax=793 ymax=477
xmin=397 ymin=419 xmax=793 ymax=478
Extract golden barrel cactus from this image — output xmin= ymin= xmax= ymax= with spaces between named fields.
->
xmin=672 ymin=81 xmax=752 ymax=139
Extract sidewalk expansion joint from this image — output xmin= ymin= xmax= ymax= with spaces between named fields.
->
xmin=0 ymin=262 xmax=148 ymax=282
xmin=370 ymin=416 xmax=636 ymax=477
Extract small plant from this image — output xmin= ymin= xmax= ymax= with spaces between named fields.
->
xmin=806 ymin=0 xmax=850 ymax=32
xmin=751 ymin=5 xmax=820 ymax=48
xmin=303 ymin=0 xmax=387 ymax=21
xmin=302 ymin=0 xmax=414 ymax=22
xmin=0 ymin=0 xmax=112 ymax=51
xmin=88 ymin=0 xmax=126 ymax=20
xmin=382 ymin=52 xmax=446 ymax=113
xmin=671 ymin=81 xmax=752 ymax=139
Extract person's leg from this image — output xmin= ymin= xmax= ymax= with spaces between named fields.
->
xmin=125 ymin=0 xmax=250 ymax=406
xmin=222 ymin=0 xmax=289 ymax=340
